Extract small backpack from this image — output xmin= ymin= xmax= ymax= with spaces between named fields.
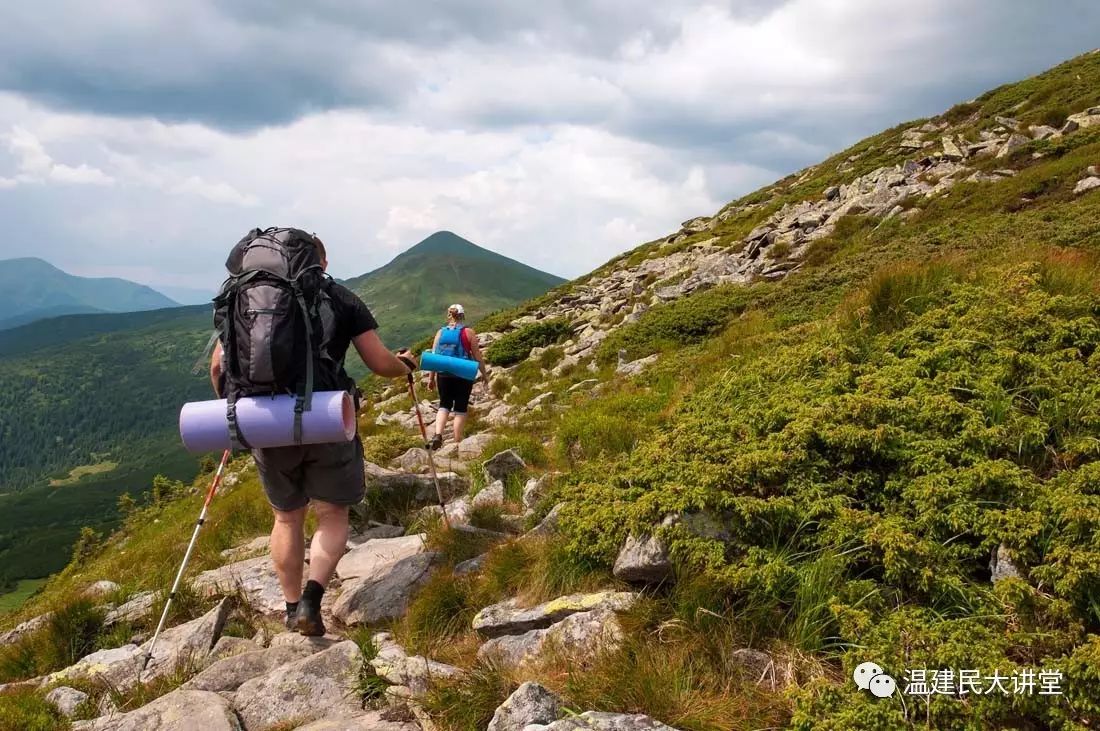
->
xmin=206 ymin=227 xmax=340 ymax=449
xmin=435 ymin=324 xmax=471 ymax=360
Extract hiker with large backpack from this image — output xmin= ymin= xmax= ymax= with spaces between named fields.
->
xmin=208 ymin=228 xmax=416 ymax=636
xmin=427 ymin=303 xmax=487 ymax=450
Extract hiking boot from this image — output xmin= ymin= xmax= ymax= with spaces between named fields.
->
xmin=295 ymin=595 xmax=325 ymax=637
xmin=285 ymin=605 xmax=297 ymax=630
xmin=427 ymin=434 xmax=443 ymax=451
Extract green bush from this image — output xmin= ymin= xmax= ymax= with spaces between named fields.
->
xmin=484 ymin=319 xmax=573 ymax=367
xmin=0 ymin=687 xmax=66 ymax=731
xmin=0 ymin=599 xmax=104 ymax=682
xmin=597 ymin=285 xmax=763 ymax=363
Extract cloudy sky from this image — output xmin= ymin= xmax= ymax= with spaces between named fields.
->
xmin=1 ymin=1 xmax=1097 ymax=300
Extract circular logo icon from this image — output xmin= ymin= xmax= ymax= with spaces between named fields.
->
xmin=869 ymin=673 xmax=897 ymax=698
xmin=853 ymin=661 xmax=885 ymax=690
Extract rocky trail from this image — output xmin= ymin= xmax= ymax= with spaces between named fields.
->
xmin=7 ymin=98 xmax=1100 ymax=730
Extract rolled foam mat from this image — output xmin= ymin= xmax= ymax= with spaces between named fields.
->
xmin=420 ymin=351 xmax=479 ymax=381
xmin=179 ymin=391 xmax=355 ymax=453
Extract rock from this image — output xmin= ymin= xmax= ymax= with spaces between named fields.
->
xmin=351 ymin=522 xmax=406 ymax=543
xmin=485 ymin=403 xmax=518 ymax=427
xmin=234 ymin=640 xmax=363 ymax=729
xmin=473 ymin=591 xmax=639 ymax=638
xmin=477 ymin=608 xmax=625 ymax=669
xmin=45 ymin=686 xmax=88 ymax=717
xmin=1030 ymin=124 xmax=1058 ymax=140
xmin=193 ymin=555 xmax=301 ymax=614
xmin=1060 ymin=118 xmax=1080 ymax=135
xmin=1074 ymin=176 xmax=1100 ymax=195
xmin=526 ymin=392 xmax=555 ymax=411
xmin=616 ymin=354 xmax=658 ymax=377
xmin=488 ymin=681 xmax=562 ymax=731
xmin=996 ymin=133 xmax=1030 ymax=158
xmin=0 ymin=612 xmax=52 ymax=645
xmin=452 ymin=431 xmax=497 ymax=459
xmin=48 ymin=644 xmax=144 ymax=689
xmin=1066 ymin=108 xmax=1100 ymax=131
xmin=941 ymin=136 xmax=965 ymax=160
xmin=524 ymin=503 xmax=564 ymax=539
xmin=824 ymin=185 xmax=840 ymax=200
xmin=994 ymin=115 xmax=1019 ymax=130
xmin=613 ymin=534 xmax=673 ymax=584
xmin=364 ymin=461 xmax=468 ymax=505
xmin=268 ymin=631 xmax=344 ymax=652
xmin=294 ymin=712 xmax=421 ymax=730
xmin=532 ymin=711 xmax=681 ymax=730
xmin=522 ymin=474 xmax=556 ymax=512
xmin=484 ymin=449 xmax=527 ymax=482
xmin=208 ymin=635 xmax=262 ymax=661
xmin=82 ymin=580 xmax=120 ymax=599
xmin=181 ymin=645 xmax=315 ymax=692
xmin=219 ymin=535 xmax=269 ymax=561
xmin=72 ymin=690 xmax=240 ymax=731
xmin=336 ymin=534 xmax=427 ymax=580
xmin=990 ymin=544 xmax=1021 ymax=583
xmin=418 ymin=496 xmax=473 ymax=526
xmin=369 ymin=632 xmax=464 ymax=695
xmin=473 ymin=480 xmax=506 ymax=509
xmin=332 ymin=553 xmax=437 ymax=625
xmin=455 ymin=553 xmax=488 ymax=576
xmin=392 ymin=447 xmax=431 ymax=472
xmin=730 ymin=648 xmax=777 ymax=684
xmin=140 ymin=597 xmax=232 ymax=682
xmin=104 ymin=591 xmax=156 ymax=626
xmin=680 ymin=216 xmax=711 ymax=233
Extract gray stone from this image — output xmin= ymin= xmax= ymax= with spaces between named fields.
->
xmin=473 ymin=591 xmax=639 ymax=638
xmin=473 ymin=480 xmax=506 ymax=509
xmin=369 ymin=631 xmax=464 ymax=695
xmin=455 ymin=553 xmax=488 ymax=576
xmin=234 ymin=640 xmax=363 ymax=730
xmin=613 ymin=534 xmax=673 ymax=584
xmin=616 ymin=354 xmax=658 ymax=377
xmin=535 ymin=711 xmax=681 ymax=730
xmin=0 ymin=612 xmax=52 ymax=645
xmin=193 ymin=555 xmax=300 ymax=614
xmin=941 ymin=136 xmax=965 ymax=160
xmin=45 ymin=686 xmax=88 ymax=717
xmin=996 ymin=133 xmax=1030 ymax=158
xmin=453 ymin=431 xmax=497 ymax=459
xmin=488 ymin=681 xmax=562 ymax=731
xmin=354 ymin=522 xmax=407 ymax=541
xmin=364 ymin=461 xmax=468 ymax=505
xmin=336 ymin=534 xmax=427 ymax=580
xmin=990 ymin=544 xmax=1022 ymax=583
xmin=294 ymin=713 xmax=421 ymax=730
xmin=268 ymin=631 xmax=344 ymax=652
xmin=82 ymin=580 xmax=120 ymax=599
xmin=208 ymin=635 xmax=262 ymax=661
xmin=417 ymin=496 xmax=472 ymax=526
xmin=1029 ymin=124 xmax=1058 ymax=140
xmin=139 ymin=597 xmax=232 ymax=682
xmin=219 ymin=535 xmax=269 ymax=561
xmin=1074 ymin=176 xmax=1100 ymax=195
xmin=104 ymin=591 xmax=156 ymax=626
xmin=524 ymin=503 xmax=564 ymax=539
xmin=484 ymin=449 xmax=527 ymax=482
xmin=181 ymin=645 xmax=314 ymax=692
xmin=477 ymin=608 xmax=625 ymax=670
xmin=333 ymin=553 xmax=437 ymax=625
xmin=522 ymin=474 xmax=557 ymax=512
xmin=72 ymin=690 xmax=240 ymax=731
xmin=392 ymin=447 xmax=431 ymax=472
xmin=823 ymin=185 xmax=840 ymax=200
xmin=48 ymin=644 xmax=143 ymax=688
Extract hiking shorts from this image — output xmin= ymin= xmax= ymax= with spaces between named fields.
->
xmin=252 ymin=436 xmax=365 ymax=512
xmin=437 ymin=374 xmax=474 ymax=415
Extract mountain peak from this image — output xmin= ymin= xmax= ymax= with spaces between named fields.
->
xmin=402 ymin=231 xmax=485 ymax=257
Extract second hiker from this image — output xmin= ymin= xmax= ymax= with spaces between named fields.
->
xmin=427 ymin=303 xmax=487 ymax=450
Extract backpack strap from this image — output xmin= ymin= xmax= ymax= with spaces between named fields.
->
xmin=225 ymin=390 xmax=252 ymax=452
xmin=292 ymin=280 xmax=317 ymax=445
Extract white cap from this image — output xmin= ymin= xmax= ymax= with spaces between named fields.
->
xmin=448 ymin=303 xmax=464 ymax=315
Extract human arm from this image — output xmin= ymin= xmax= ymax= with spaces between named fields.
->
xmin=352 ymin=330 xmax=415 ymax=378
xmin=465 ymin=328 xmax=488 ymax=379
xmin=210 ymin=340 xmax=224 ymax=397
xmin=427 ymin=331 xmax=441 ymax=390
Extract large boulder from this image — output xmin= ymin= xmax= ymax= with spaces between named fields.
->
xmin=333 ymin=553 xmax=438 ymax=625
xmin=484 ymin=449 xmax=527 ymax=482
xmin=193 ymin=556 xmax=299 ymax=615
xmin=477 ymin=608 xmax=625 ymax=670
xmin=181 ymin=645 xmax=315 ymax=692
xmin=47 ymin=644 xmax=144 ymax=689
xmin=369 ymin=631 xmax=464 ymax=695
xmin=473 ymin=480 xmax=506 ymax=509
xmin=613 ymin=534 xmax=673 ymax=584
xmin=336 ymin=534 xmax=427 ymax=580
xmin=45 ymin=686 xmax=89 ymax=717
xmin=473 ymin=591 xmax=639 ymax=638
xmin=1074 ymin=176 xmax=1100 ymax=195
xmin=234 ymin=640 xmax=364 ymax=730
xmin=71 ymin=689 xmax=241 ymax=731
xmin=488 ymin=681 xmax=562 ymax=731
xmin=528 ymin=711 xmax=681 ymax=730
xmin=364 ymin=461 xmax=468 ymax=504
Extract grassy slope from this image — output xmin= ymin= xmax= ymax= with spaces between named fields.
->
xmin=5 ymin=51 xmax=1100 ymax=731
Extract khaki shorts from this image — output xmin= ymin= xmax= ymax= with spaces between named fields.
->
xmin=252 ymin=437 xmax=365 ymax=512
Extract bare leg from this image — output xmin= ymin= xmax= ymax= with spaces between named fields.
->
xmin=433 ymin=407 xmax=449 ymax=440
xmin=452 ymin=413 xmax=467 ymax=443
xmin=308 ymin=500 xmax=349 ymax=588
xmin=270 ymin=506 xmax=307 ymax=602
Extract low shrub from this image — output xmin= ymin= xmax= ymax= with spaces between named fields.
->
xmin=484 ymin=319 xmax=573 ymax=367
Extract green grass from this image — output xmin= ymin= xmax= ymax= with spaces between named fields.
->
xmin=0 ymin=578 xmax=47 ymax=613
xmin=48 ymin=461 xmax=119 ymax=487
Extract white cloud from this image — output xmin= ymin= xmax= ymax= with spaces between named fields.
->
xmin=3 ymin=125 xmax=114 ymax=185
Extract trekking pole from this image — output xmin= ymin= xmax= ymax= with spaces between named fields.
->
xmin=143 ymin=448 xmax=231 ymax=672
xmin=406 ymin=374 xmax=452 ymax=529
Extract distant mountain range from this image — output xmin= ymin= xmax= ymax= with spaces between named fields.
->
xmin=0 ymin=232 xmax=564 ymax=590
xmin=345 ymin=231 xmax=565 ymax=347
xmin=0 ymin=257 xmax=180 ymax=329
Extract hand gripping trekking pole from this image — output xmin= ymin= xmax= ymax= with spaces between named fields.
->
xmin=143 ymin=448 xmax=231 ymax=672
xmin=406 ymin=374 xmax=452 ymax=529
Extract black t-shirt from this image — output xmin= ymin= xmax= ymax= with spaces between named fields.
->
xmin=323 ymin=281 xmax=378 ymax=375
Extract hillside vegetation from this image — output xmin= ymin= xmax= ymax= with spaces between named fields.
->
xmin=3 ymin=50 xmax=1100 ymax=731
